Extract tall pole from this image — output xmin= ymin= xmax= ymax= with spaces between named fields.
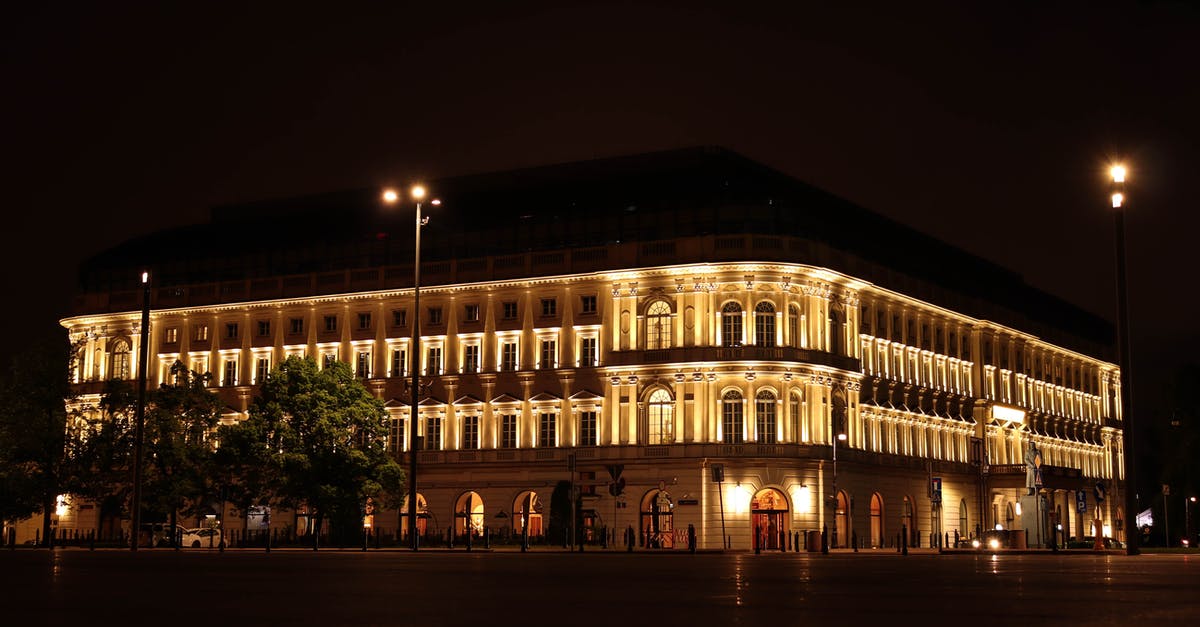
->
xmin=130 ymin=271 xmax=151 ymax=551
xmin=832 ymin=434 xmax=837 ymax=548
xmin=409 ymin=198 xmax=423 ymax=551
xmin=1111 ymin=166 xmax=1139 ymax=555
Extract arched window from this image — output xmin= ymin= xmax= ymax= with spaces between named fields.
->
xmin=755 ymin=390 xmax=776 ymax=443
xmin=455 ymin=492 xmax=485 ymax=538
xmin=788 ymin=304 xmax=800 ymax=347
xmin=514 ymin=491 xmax=542 ymax=537
xmin=645 ymin=300 xmax=673 ymax=350
xmin=722 ymin=390 xmax=744 ymax=444
xmin=870 ymin=493 xmax=885 ymax=548
xmin=959 ymin=498 xmax=969 ymax=539
xmin=721 ymin=302 xmax=743 ymax=347
xmin=647 ymin=389 xmax=674 ymax=445
xmin=109 ymin=339 xmax=131 ymax=380
xmin=755 ymin=301 xmax=776 ymax=347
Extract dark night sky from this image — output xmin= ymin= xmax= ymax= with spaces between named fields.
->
xmin=3 ymin=2 xmax=1197 ymax=421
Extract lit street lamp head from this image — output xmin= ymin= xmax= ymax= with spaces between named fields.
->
xmin=382 ymin=189 xmax=399 ymax=204
xmin=411 ymin=185 xmax=426 ymax=200
xmin=1112 ymin=192 xmax=1124 ymax=209
xmin=1110 ymin=165 xmax=1127 ymax=184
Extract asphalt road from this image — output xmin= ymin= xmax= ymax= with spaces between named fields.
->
xmin=2 ymin=549 xmax=1197 ymax=626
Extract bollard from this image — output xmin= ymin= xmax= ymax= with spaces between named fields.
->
xmin=485 ymin=527 xmax=491 ymax=550
xmin=821 ymin=524 xmax=828 ymax=554
xmin=795 ymin=531 xmax=801 ymax=552
xmin=852 ymin=530 xmax=858 ymax=553
xmin=901 ymin=525 xmax=908 ymax=556
xmin=754 ymin=524 xmax=761 ymax=555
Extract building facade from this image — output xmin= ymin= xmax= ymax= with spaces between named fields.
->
xmin=46 ymin=148 xmax=1126 ymax=549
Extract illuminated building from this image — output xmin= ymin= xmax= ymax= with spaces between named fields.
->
xmin=50 ymin=147 xmax=1126 ymax=549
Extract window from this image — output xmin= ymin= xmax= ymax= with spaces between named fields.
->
xmin=464 ymin=304 xmax=480 ymax=322
xmin=502 ymin=301 xmax=518 ymax=320
xmin=164 ymin=328 xmax=179 ymax=344
xmin=109 ymin=339 xmax=131 ymax=380
xmin=426 ymin=346 xmax=442 ymax=375
xmin=255 ymin=357 xmax=270 ymax=384
xmin=501 ymin=341 xmax=518 ymax=371
xmin=647 ymin=389 xmax=673 ymax=445
xmin=222 ymin=359 xmax=237 ymax=386
xmin=390 ymin=348 xmax=406 ymax=377
xmin=581 ymin=295 xmax=597 ymax=314
xmin=425 ymin=416 xmax=442 ymax=451
xmin=788 ymin=305 xmax=799 ymax=346
xmin=257 ymin=321 xmax=270 ymax=337
xmin=462 ymin=415 xmax=479 ymax=449
xmin=358 ymin=312 xmax=371 ymax=330
xmin=541 ymin=298 xmax=557 ymax=317
xmin=322 ymin=353 xmax=335 ymax=369
xmin=356 ymin=351 xmax=371 ymax=378
xmin=290 ymin=318 xmax=304 ymax=335
xmin=538 ymin=412 xmax=556 ymax=447
xmin=755 ymin=302 xmax=776 ymax=347
xmin=428 ymin=307 xmax=443 ymax=325
xmin=645 ymin=301 xmax=672 ymax=349
xmin=722 ymin=390 xmax=744 ymax=444
xmin=580 ymin=337 xmax=598 ymax=367
xmin=540 ymin=339 xmax=556 ymax=369
xmin=462 ymin=344 xmax=480 ymax=373
xmin=501 ymin=414 xmax=518 ymax=448
xmin=194 ymin=325 xmax=209 ymax=342
xmin=392 ymin=309 xmax=406 ymax=327
xmin=579 ymin=410 xmax=597 ymax=447
xmin=721 ymin=302 xmax=743 ymax=347
xmin=225 ymin=323 xmax=239 ymax=340
xmin=324 ymin=315 xmax=337 ymax=332
xmin=388 ymin=415 xmax=404 ymax=453
xmin=756 ymin=390 xmax=777 ymax=443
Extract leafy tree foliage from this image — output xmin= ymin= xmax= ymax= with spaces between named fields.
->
xmin=244 ymin=356 xmax=403 ymax=541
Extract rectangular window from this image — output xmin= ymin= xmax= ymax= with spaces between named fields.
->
xmin=580 ymin=295 xmax=597 ymax=314
xmin=501 ymin=414 xmax=518 ymax=448
xmin=225 ymin=323 xmax=239 ymax=340
xmin=322 ymin=353 xmax=335 ymax=369
xmin=392 ymin=309 xmax=406 ymax=327
xmin=222 ymin=359 xmax=237 ymax=386
xmin=428 ymin=307 xmax=443 ymax=325
xmin=464 ymin=304 xmax=480 ymax=322
xmin=388 ymin=415 xmax=403 ymax=454
xmin=390 ymin=348 xmax=406 ymax=377
xmin=426 ymin=346 xmax=442 ymax=375
xmin=463 ymin=345 xmax=479 ymax=373
xmin=257 ymin=321 xmax=270 ymax=337
xmin=579 ymin=411 xmax=597 ymax=446
xmin=255 ymin=357 xmax=269 ymax=384
xmin=541 ymin=298 xmax=557 ymax=317
xmin=538 ymin=412 xmax=556 ymax=448
xmin=580 ymin=337 xmax=597 ymax=367
xmin=462 ymin=415 xmax=479 ymax=450
xmin=540 ymin=339 xmax=556 ymax=369
xmin=324 ymin=315 xmax=337 ymax=332
xmin=164 ymin=328 xmax=179 ymax=344
xmin=358 ymin=312 xmax=372 ymax=330
xmin=290 ymin=318 xmax=304 ymax=335
xmin=501 ymin=341 xmax=518 ymax=371
xmin=194 ymin=325 xmax=209 ymax=342
xmin=502 ymin=301 xmax=518 ymax=320
xmin=356 ymin=351 xmax=371 ymax=378
xmin=425 ymin=416 xmax=442 ymax=451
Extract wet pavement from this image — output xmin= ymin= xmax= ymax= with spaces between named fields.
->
xmin=2 ymin=548 xmax=1197 ymax=626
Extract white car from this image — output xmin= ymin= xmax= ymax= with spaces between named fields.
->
xmin=181 ymin=527 xmax=223 ymax=548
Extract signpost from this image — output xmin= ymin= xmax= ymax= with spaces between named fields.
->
xmin=712 ymin=464 xmax=726 ymax=549
xmin=1077 ymin=490 xmax=1087 ymax=513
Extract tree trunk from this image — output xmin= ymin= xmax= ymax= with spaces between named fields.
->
xmin=41 ymin=496 xmax=53 ymax=548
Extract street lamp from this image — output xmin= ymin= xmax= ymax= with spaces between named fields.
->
xmin=831 ymin=428 xmax=847 ymax=548
xmin=130 ymin=270 xmax=150 ymax=551
xmin=382 ymin=185 xmax=439 ymax=551
xmin=1110 ymin=163 xmax=1139 ymax=556
xmin=1187 ymin=496 xmax=1196 ymax=548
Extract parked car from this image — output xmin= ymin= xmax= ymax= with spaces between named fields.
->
xmin=180 ymin=527 xmax=223 ymax=548
xmin=1066 ymin=536 xmax=1125 ymax=549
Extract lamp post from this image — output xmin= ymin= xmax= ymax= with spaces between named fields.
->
xmin=383 ymin=186 xmax=438 ymax=551
xmin=1110 ymin=164 xmax=1139 ymax=556
xmin=130 ymin=270 xmax=150 ymax=551
xmin=1187 ymin=497 xmax=1196 ymax=547
xmin=831 ymin=429 xmax=846 ymax=548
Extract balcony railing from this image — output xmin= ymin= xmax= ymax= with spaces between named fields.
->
xmin=607 ymin=345 xmax=859 ymax=372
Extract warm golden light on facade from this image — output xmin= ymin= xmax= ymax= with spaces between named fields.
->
xmin=1110 ymin=165 xmax=1126 ymax=184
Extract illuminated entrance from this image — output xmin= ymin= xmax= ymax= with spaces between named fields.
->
xmin=835 ymin=491 xmax=849 ymax=548
xmin=641 ymin=489 xmax=674 ymax=548
xmin=751 ymin=488 xmax=789 ymax=550
xmin=514 ymin=491 xmax=543 ymax=538
xmin=870 ymin=493 xmax=884 ymax=548
xmin=455 ymin=491 xmax=485 ymax=538
xmin=400 ymin=493 xmax=429 ymax=539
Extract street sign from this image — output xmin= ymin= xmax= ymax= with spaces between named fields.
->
xmin=931 ymin=477 xmax=942 ymax=504
xmin=1076 ymin=490 xmax=1087 ymax=513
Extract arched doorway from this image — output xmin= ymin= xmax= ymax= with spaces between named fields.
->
xmin=641 ymin=489 xmax=674 ymax=548
xmin=902 ymin=495 xmax=915 ymax=545
xmin=835 ymin=491 xmax=850 ymax=548
xmin=751 ymin=488 xmax=789 ymax=550
xmin=958 ymin=498 xmax=968 ymax=542
xmin=400 ymin=493 xmax=429 ymax=540
xmin=870 ymin=493 xmax=885 ymax=548
xmin=513 ymin=491 xmax=542 ymax=538
xmin=455 ymin=492 xmax=485 ymax=539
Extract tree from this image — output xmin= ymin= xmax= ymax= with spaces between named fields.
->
xmin=0 ymin=337 xmax=83 ymax=546
xmin=249 ymin=356 xmax=403 ymax=543
xmin=213 ymin=407 xmax=279 ymax=537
